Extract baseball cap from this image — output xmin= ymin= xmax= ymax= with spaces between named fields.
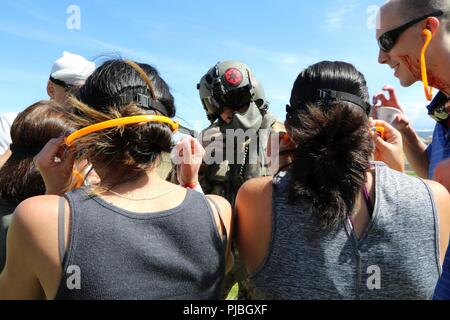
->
xmin=50 ymin=51 xmax=96 ymax=88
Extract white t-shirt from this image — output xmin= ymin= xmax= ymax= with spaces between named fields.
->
xmin=0 ymin=113 xmax=18 ymax=155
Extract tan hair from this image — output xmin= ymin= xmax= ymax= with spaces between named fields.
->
xmin=0 ymin=101 xmax=75 ymax=204
xmin=125 ymin=60 xmax=158 ymax=99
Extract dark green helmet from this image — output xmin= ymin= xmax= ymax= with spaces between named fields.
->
xmin=197 ymin=61 xmax=268 ymax=123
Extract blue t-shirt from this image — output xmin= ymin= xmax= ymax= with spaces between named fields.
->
xmin=433 ymin=135 xmax=450 ymax=298
xmin=428 ymin=92 xmax=450 ymax=300
xmin=426 ymin=122 xmax=450 ymax=179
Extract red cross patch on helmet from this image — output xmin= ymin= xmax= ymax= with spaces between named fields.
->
xmin=224 ymin=68 xmax=243 ymax=87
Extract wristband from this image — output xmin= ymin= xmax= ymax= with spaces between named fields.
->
xmin=183 ymin=181 xmax=204 ymax=194
xmin=183 ymin=181 xmax=198 ymax=189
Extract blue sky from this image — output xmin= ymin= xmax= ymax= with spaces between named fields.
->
xmin=0 ymin=0 xmax=436 ymax=130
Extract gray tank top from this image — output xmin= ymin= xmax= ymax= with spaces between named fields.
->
xmin=55 ymin=188 xmax=226 ymax=300
xmin=251 ymin=163 xmax=441 ymax=300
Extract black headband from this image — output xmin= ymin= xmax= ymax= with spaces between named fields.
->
xmin=98 ymin=93 xmax=170 ymax=117
xmin=287 ymin=89 xmax=371 ymax=115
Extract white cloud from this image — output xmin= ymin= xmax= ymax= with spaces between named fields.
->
xmin=5 ymin=2 xmax=56 ymax=25
xmin=0 ymin=24 xmax=70 ymax=46
xmin=321 ymin=0 xmax=360 ymax=33
xmin=0 ymin=23 xmax=200 ymax=74
xmin=279 ymin=54 xmax=301 ymax=66
xmin=400 ymin=100 xmax=436 ymax=131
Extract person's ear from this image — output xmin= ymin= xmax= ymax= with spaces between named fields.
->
xmin=445 ymin=101 xmax=450 ymax=113
xmin=284 ymin=121 xmax=293 ymax=137
xmin=47 ymin=80 xmax=55 ymax=99
xmin=425 ymin=17 xmax=440 ymax=36
xmin=282 ymin=122 xmax=298 ymax=147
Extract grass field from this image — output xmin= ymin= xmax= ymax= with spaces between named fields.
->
xmin=226 ymin=284 xmax=239 ymax=300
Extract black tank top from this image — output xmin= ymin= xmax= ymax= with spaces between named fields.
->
xmin=55 ymin=188 xmax=226 ymax=300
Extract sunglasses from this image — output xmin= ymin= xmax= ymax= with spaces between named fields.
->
xmin=378 ymin=10 xmax=443 ymax=52
xmin=49 ymin=76 xmax=76 ymax=92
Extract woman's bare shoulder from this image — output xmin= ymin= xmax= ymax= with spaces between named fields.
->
xmin=13 ymin=195 xmax=62 ymax=238
xmin=236 ymin=176 xmax=273 ymax=217
xmin=239 ymin=176 xmax=273 ymax=197
xmin=423 ymin=179 xmax=450 ymax=204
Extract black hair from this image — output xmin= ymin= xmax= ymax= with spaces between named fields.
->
xmin=67 ymin=60 xmax=176 ymax=188
xmin=286 ymin=61 xmax=374 ymax=230
xmin=76 ymin=60 xmax=176 ymax=117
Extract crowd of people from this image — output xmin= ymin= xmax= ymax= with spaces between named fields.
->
xmin=0 ymin=0 xmax=449 ymax=300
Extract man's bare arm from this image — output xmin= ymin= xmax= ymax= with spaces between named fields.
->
xmin=401 ymin=125 xmax=430 ymax=178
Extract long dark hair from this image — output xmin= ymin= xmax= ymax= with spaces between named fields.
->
xmin=0 ymin=101 xmax=74 ymax=205
xmin=286 ymin=61 xmax=374 ymax=230
xmin=66 ymin=60 xmax=176 ymax=188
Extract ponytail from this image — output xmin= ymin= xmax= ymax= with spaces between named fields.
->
xmin=287 ymin=102 xmax=374 ymax=230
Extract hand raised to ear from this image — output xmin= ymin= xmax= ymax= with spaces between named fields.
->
xmin=370 ymin=119 xmax=405 ymax=173
xmin=174 ymin=136 xmax=205 ymax=187
xmin=34 ymin=137 xmax=77 ymax=195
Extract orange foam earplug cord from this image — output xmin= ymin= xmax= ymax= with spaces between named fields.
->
xmin=375 ymin=126 xmax=385 ymax=140
xmin=370 ymin=126 xmax=385 ymax=140
xmin=281 ymin=132 xmax=291 ymax=143
xmin=421 ymin=29 xmax=434 ymax=102
xmin=72 ymin=170 xmax=85 ymax=189
xmin=65 ymin=115 xmax=180 ymax=147
xmin=65 ymin=115 xmax=179 ymax=189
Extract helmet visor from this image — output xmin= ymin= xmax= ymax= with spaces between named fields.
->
xmin=212 ymin=87 xmax=253 ymax=111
